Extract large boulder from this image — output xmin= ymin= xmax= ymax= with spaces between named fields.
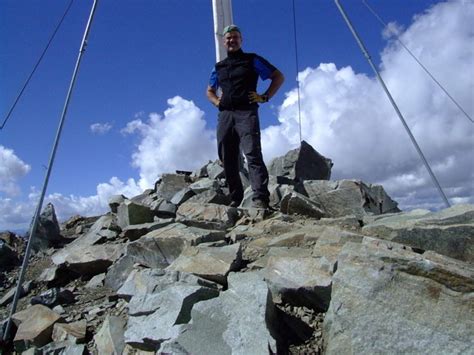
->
xmin=117 ymin=201 xmax=155 ymax=229
xmin=323 ymin=240 xmax=474 ymax=354
xmin=0 ymin=240 xmax=20 ymax=271
xmin=155 ymin=173 xmax=191 ymax=201
xmin=362 ymin=204 xmax=474 ymax=262
xmin=159 ymin=272 xmax=278 ymax=354
xmin=303 ymin=179 xmax=400 ymax=218
xmin=267 ymin=140 xmax=332 ymax=181
xmin=176 ymin=202 xmax=239 ymax=230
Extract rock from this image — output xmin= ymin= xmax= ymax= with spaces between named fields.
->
xmin=206 ymin=160 xmax=225 ymax=180
xmin=120 ymin=219 xmax=174 ymax=241
xmin=160 ymin=272 xmax=278 ymax=354
xmin=362 ymin=204 xmax=474 ymax=262
xmin=176 ymin=202 xmax=239 ymax=230
xmin=185 ymin=189 xmax=230 ymax=205
xmin=303 ymin=179 xmax=400 ymax=218
xmin=85 ymin=273 xmax=106 ymax=288
xmin=267 ymin=140 xmax=332 ymax=181
xmin=52 ymin=243 xmax=123 ymax=276
xmin=280 ymin=190 xmax=325 ymax=219
xmin=189 ymin=178 xmax=221 ymax=194
xmin=155 ymin=173 xmax=191 ymax=201
xmin=166 ymin=243 xmax=242 ymax=284
xmin=108 ymin=194 xmax=127 ymax=213
xmin=323 ymin=241 xmax=474 ymax=354
xmin=170 ymin=187 xmax=196 ymax=205
xmin=30 ymin=203 xmax=64 ymax=250
xmin=263 ymin=253 xmax=332 ymax=310
xmin=117 ymin=268 xmax=220 ymax=301
xmin=52 ymin=320 xmax=87 ymax=344
xmin=94 ymin=316 xmax=127 ymax=355
xmin=117 ymin=200 xmax=155 ymax=229
xmin=39 ymin=342 xmax=86 ymax=354
xmin=13 ymin=305 xmax=63 ymax=351
xmin=106 ymin=223 xmax=225 ymax=292
xmin=0 ymin=240 xmax=20 ymax=271
xmin=124 ymin=285 xmax=219 ymax=350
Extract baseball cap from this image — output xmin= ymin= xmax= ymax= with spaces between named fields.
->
xmin=222 ymin=25 xmax=241 ymax=36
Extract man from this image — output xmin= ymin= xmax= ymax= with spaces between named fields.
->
xmin=206 ymin=25 xmax=284 ymax=209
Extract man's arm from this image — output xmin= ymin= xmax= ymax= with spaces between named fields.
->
xmin=264 ymin=69 xmax=285 ymax=100
xmin=249 ymin=69 xmax=285 ymax=103
xmin=206 ymin=85 xmax=220 ymax=108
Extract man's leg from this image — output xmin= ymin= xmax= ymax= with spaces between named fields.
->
xmin=217 ymin=110 xmax=244 ymax=205
xmin=234 ymin=109 xmax=270 ymax=203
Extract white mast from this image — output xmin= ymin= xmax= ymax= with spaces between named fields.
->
xmin=212 ymin=0 xmax=233 ymax=62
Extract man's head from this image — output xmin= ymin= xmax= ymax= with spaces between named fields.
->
xmin=222 ymin=25 xmax=242 ymax=53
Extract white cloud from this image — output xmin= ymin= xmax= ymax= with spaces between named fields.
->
xmin=90 ymin=122 xmax=113 ymax=135
xmin=123 ymin=96 xmax=217 ymax=190
xmin=382 ymin=21 xmax=404 ymax=40
xmin=261 ymin=0 xmax=473 ymax=210
xmin=0 ymin=177 xmax=141 ymax=232
xmin=0 ymin=145 xmax=31 ymax=196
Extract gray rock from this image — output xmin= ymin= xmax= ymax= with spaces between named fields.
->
xmin=161 ymin=272 xmax=278 ymax=354
xmin=206 ymin=161 xmax=225 ymax=180
xmin=156 ymin=173 xmax=191 ymax=201
xmin=362 ymin=204 xmax=474 ymax=262
xmin=185 ymin=189 xmax=230 ymax=205
xmin=125 ymin=285 xmax=219 ymax=351
xmin=323 ymin=241 xmax=474 ymax=354
xmin=303 ymin=179 xmax=400 ymax=218
xmin=167 ymin=243 xmax=242 ymax=285
xmin=188 ymin=178 xmax=221 ymax=194
xmin=280 ymin=190 xmax=325 ymax=219
xmin=109 ymin=194 xmax=127 ymax=213
xmin=267 ymin=140 xmax=332 ymax=181
xmin=31 ymin=203 xmax=64 ymax=250
xmin=52 ymin=243 xmax=123 ymax=276
xmin=85 ymin=273 xmax=105 ymax=288
xmin=94 ymin=316 xmax=126 ymax=355
xmin=117 ymin=268 xmax=219 ymax=300
xmin=120 ymin=218 xmax=174 ymax=241
xmin=176 ymin=202 xmax=239 ymax=230
xmin=117 ymin=200 xmax=155 ymax=229
xmin=170 ymin=187 xmax=196 ymax=205
xmin=263 ymin=253 xmax=332 ymax=310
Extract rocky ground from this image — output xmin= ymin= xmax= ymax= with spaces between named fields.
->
xmin=1 ymin=142 xmax=472 ymax=354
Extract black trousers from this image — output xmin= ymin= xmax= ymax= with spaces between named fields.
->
xmin=217 ymin=109 xmax=270 ymax=204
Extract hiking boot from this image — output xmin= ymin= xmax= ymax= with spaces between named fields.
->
xmin=251 ymin=199 xmax=269 ymax=210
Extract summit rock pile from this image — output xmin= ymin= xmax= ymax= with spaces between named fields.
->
xmin=0 ymin=142 xmax=472 ymax=354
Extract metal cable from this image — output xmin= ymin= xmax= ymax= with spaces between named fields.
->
xmin=292 ymin=0 xmax=303 ymax=142
xmin=334 ymin=0 xmax=451 ymax=208
xmin=1 ymin=0 xmax=75 ymax=131
xmin=362 ymin=0 xmax=473 ymax=124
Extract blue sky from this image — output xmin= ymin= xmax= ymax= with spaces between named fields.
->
xmin=1 ymin=0 xmax=473 ymax=232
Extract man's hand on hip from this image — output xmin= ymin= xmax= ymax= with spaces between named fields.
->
xmin=248 ymin=92 xmax=269 ymax=104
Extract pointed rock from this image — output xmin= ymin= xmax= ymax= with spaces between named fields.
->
xmin=94 ymin=316 xmax=127 ymax=355
xmin=267 ymin=140 xmax=332 ymax=181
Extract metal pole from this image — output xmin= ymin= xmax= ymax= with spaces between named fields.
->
xmin=334 ymin=0 xmax=451 ymax=208
xmin=2 ymin=0 xmax=99 ymax=342
xmin=212 ymin=0 xmax=233 ymax=62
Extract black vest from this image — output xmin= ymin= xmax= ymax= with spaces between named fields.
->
xmin=216 ymin=49 xmax=259 ymax=111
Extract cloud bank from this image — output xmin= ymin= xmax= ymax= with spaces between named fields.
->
xmin=0 ymin=146 xmax=31 ymax=197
